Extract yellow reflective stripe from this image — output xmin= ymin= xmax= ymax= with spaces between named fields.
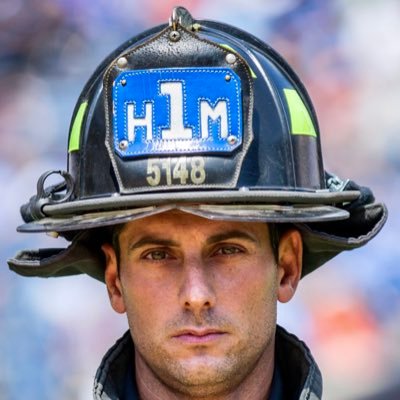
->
xmin=68 ymin=101 xmax=88 ymax=152
xmin=284 ymin=88 xmax=316 ymax=137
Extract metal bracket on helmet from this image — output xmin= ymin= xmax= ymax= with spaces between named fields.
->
xmin=169 ymin=6 xmax=195 ymax=31
xmin=20 ymin=170 xmax=74 ymax=222
xmin=325 ymin=171 xmax=350 ymax=192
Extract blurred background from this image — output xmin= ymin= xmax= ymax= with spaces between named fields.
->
xmin=1 ymin=0 xmax=399 ymax=398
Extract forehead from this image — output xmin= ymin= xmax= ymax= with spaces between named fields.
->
xmin=119 ymin=210 xmax=270 ymax=240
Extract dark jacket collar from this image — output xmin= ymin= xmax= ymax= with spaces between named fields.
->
xmin=275 ymin=326 xmax=322 ymax=399
xmin=93 ymin=325 xmax=322 ymax=400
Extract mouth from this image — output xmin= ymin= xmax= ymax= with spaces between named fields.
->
xmin=172 ymin=328 xmax=227 ymax=344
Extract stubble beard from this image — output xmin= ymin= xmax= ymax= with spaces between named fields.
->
xmin=132 ymin=311 xmax=277 ymax=398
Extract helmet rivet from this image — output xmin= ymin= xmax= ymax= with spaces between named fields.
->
xmin=169 ymin=30 xmax=181 ymax=42
xmin=226 ymin=53 xmax=236 ymax=64
xmin=119 ymin=140 xmax=129 ymax=150
xmin=117 ymin=57 xmax=128 ymax=69
xmin=121 ymin=79 xmax=127 ymax=86
xmin=225 ymin=74 xmax=231 ymax=82
xmin=227 ymin=135 xmax=237 ymax=145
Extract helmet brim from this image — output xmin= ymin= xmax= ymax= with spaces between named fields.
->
xmin=17 ymin=188 xmax=360 ymax=233
xmin=17 ymin=202 xmax=352 ymax=233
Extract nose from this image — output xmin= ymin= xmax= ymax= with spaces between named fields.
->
xmin=178 ymin=258 xmax=216 ymax=315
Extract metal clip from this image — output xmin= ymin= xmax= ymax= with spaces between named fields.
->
xmin=169 ymin=6 xmax=195 ymax=31
xmin=20 ymin=170 xmax=75 ymax=222
xmin=36 ymin=170 xmax=74 ymax=204
xmin=169 ymin=7 xmax=180 ymax=31
xmin=326 ymin=172 xmax=349 ymax=192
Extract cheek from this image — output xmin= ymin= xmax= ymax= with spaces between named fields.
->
xmin=238 ymin=275 xmax=279 ymax=347
xmin=243 ymin=276 xmax=278 ymax=318
xmin=219 ymin=260 xmax=279 ymax=324
xmin=120 ymin=269 xmax=176 ymax=333
xmin=221 ymin=256 xmax=278 ymax=299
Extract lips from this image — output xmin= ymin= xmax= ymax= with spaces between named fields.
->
xmin=172 ymin=328 xmax=227 ymax=344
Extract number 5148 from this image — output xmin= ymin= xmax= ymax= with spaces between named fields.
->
xmin=146 ymin=156 xmax=206 ymax=187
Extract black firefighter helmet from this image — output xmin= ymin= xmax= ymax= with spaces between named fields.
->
xmin=9 ymin=7 xmax=387 ymax=281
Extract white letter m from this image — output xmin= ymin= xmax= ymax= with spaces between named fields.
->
xmin=200 ymin=100 xmax=228 ymax=139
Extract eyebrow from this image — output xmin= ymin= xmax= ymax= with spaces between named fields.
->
xmin=127 ymin=229 xmax=259 ymax=253
xmin=205 ymin=230 xmax=259 ymax=246
xmin=128 ymin=236 xmax=178 ymax=252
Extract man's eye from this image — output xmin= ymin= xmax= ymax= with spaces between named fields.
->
xmin=144 ymin=250 xmax=170 ymax=260
xmin=215 ymin=246 xmax=242 ymax=256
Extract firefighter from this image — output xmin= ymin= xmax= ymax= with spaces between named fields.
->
xmin=9 ymin=7 xmax=387 ymax=399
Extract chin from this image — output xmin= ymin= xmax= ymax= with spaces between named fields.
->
xmin=163 ymin=355 xmax=242 ymax=392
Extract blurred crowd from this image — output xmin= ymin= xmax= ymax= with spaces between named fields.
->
xmin=1 ymin=0 xmax=399 ymax=399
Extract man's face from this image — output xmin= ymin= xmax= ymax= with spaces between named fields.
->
xmin=103 ymin=210 xmax=301 ymax=397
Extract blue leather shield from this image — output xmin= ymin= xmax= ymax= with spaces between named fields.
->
xmin=113 ymin=67 xmax=243 ymax=158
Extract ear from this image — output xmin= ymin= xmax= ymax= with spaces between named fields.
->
xmin=276 ymin=229 xmax=303 ymax=303
xmin=102 ymin=243 xmax=126 ymax=314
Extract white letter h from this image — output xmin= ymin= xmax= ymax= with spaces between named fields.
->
xmin=127 ymin=102 xmax=153 ymax=141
